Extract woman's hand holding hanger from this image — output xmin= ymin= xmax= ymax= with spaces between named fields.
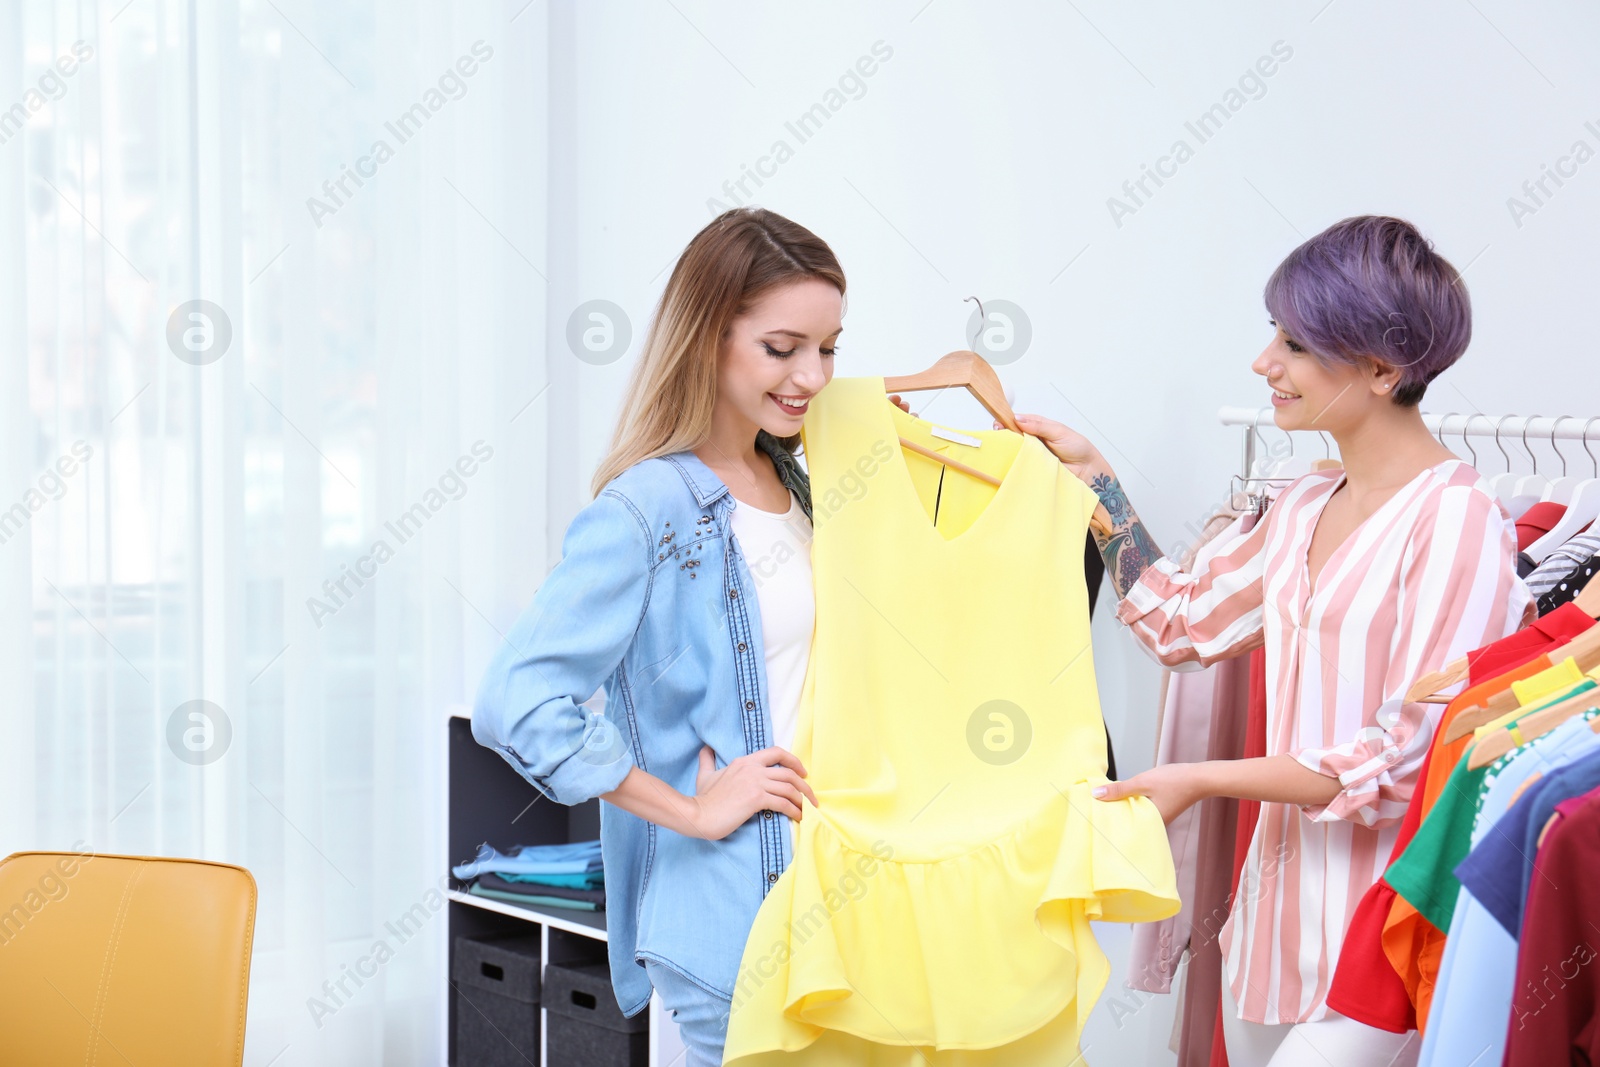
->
xmin=1006 ymin=411 xmax=1113 ymax=488
xmin=1012 ymin=411 xmax=1164 ymax=602
xmin=891 ymin=393 xmax=1158 ymax=599
xmin=889 ymin=396 xmax=1112 ymax=491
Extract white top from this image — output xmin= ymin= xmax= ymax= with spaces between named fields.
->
xmin=728 ymin=489 xmax=815 ymax=756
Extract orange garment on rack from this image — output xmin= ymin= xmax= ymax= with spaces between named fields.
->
xmin=1379 ymin=654 xmax=1557 ymax=1029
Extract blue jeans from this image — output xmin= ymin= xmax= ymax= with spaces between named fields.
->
xmin=644 ymin=960 xmax=731 ymax=1067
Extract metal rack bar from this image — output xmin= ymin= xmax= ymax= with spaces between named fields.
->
xmin=1219 ymin=408 xmax=1600 ymax=442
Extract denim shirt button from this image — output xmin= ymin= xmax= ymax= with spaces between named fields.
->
xmin=737 ymin=642 xmax=747 ymax=652
xmin=728 ymin=588 xmax=738 ymax=599
xmin=767 ymin=872 xmax=778 ymax=883
xmin=762 ymin=810 xmax=772 ymax=819
xmin=745 ymin=700 xmax=755 ymax=710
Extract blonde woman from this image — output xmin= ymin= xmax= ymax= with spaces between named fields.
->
xmin=472 ymin=207 xmax=840 ymax=1066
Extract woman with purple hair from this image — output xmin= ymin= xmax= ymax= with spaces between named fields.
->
xmin=1024 ymin=216 xmax=1531 ymax=1065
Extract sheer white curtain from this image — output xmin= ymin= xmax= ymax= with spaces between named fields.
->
xmin=0 ymin=1 xmax=554 ymax=1062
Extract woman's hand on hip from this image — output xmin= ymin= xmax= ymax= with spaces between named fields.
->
xmin=690 ymin=745 xmax=818 ymax=840
xmin=1093 ymin=762 xmax=1211 ymax=825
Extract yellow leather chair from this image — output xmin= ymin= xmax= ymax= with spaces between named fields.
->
xmin=0 ymin=850 xmax=257 ymax=1065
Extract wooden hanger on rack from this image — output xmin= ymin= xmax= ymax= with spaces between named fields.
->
xmin=1405 ymin=659 xmax=1471 ymax=704
xmin=884 ymin=350 xmax=1113 ymax=537
xmin=1410 ymin=571 xmax=1600 ymax=708
xmin=1441 ymin=619 xmax=1600 ymax=743
xmin=1463 ymin=576 xmax=1600 ymax=765
xmin=1467 ymin=675 xmax=1600 ymax=769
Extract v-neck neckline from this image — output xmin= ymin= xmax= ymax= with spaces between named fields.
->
xmin=1302 ymin=458 xmax=1463 ymax=601
xmin=878 ymin=380 xmax=1028 ymax=546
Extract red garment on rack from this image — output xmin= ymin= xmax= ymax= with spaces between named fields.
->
xmin=1464 ymin=601 xmax=1595 ymax=684
xmin=1321 ymin=748 xmax=1433 ymax=1032
xmin=1503 ymin=786 xmax=1600 ymax=1066
xmin=1514 ymin=501 xmax=1567 ymax=552
xmin=1209 ymin=645 xmax=1268 ymax=1066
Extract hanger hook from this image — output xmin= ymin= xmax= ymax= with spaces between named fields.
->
xmin=1494 ymin=414 xmax=1515 ymax=470
xmin=1465 ymin=412 xmax=1484 ymax=467
xmin=1583 ymin=416 xmax=1600 ymax=478
xmin=1517 ymin=415 xmax=1537 ymax=471
xmin=964 ymin=296 xmax=986 ymax=351
xmin=1550 ymin=415 xmax=1572 ymax=478
xmin=1319 ymin=430 xmax=1332 ymax=460
xmin=1459 ymin=413 xmax=1482 ymax=467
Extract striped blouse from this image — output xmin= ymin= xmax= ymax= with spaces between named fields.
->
xmin=1115 ymin=458 xmax=1535 ymax=1025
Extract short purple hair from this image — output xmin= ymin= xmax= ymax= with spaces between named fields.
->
xmin=1264 ymin=216 xmax=1470 ymax=406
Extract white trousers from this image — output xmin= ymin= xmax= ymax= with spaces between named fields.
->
xmin=1220 ymin=981 xmax=1420 ymax=1067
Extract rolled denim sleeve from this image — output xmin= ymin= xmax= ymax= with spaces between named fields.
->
xmin=472 ymin=489 xmax=648 ymax=806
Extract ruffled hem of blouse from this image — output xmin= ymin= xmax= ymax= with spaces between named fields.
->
xmin=721 ymin=780 xmax=1180 ymax=1065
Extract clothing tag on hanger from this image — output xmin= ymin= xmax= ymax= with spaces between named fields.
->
xmin=930 ymin=426 xmax=981 ymax=448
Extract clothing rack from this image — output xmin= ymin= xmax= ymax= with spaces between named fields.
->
xmin=1219 ymin=407 xmax=1600 ymax=510
xmin=1216 ymin=407 xmax=1600 ymax=522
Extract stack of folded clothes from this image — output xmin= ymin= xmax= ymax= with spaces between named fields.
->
xmin=451 ymin=840 xmax=605 ymax=912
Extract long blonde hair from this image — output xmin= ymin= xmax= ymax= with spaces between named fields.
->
xmin=590 ymin=208 xmax=846 ymax=496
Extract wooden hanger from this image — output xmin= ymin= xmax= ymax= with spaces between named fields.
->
xmin=1408 ymin=569 xmax=1600 ymax=707
xmin=1442 ymin=624 xmax=1600 ymax=743
xmin=884 ymin=351 xmax=1113 ymax=537
xmin=1467 ymin=679 xmax=1600 ymax=769
xmin=884 ymin=350 xmax=1022 ymax=433
xmin=896 ymin=437 xmax=1002 ymax=487
xmin=1405 ymin=658 xmax=1471 ymax=704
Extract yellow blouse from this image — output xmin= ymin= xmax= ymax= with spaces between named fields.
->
xmin=722 ymin=376 xmax=1179 ymax=1065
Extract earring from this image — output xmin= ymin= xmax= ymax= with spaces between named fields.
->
xmin=1383 ymin=384 xmax=1392 ymax=391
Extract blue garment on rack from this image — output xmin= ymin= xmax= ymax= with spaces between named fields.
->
xmin=1457 ymin=745 xmax=1600 ymax=937
xmin=1419 ymin=714 xmax=1600 ymax=1067
xmin=451 ymin=840 xmax=602 ymax=880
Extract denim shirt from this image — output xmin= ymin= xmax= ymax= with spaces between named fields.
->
xmin=471 ymin=431 xmax=812 ymax=1015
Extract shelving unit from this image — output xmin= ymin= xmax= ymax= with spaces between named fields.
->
xmin=447 ymin=709 xmax=683 ymax=1066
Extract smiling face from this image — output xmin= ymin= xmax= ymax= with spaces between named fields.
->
xmin=715 ymin=276 xmax=843 ymax=435
xmin=1252 ymin=321 xmax=1401 ymax=433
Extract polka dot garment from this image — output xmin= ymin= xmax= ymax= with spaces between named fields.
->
xmin=1537 ymin=551 xmax=1600 ymax=616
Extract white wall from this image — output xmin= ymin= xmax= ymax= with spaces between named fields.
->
xmin=543 ymin=3 xmax=1600 ymax=1062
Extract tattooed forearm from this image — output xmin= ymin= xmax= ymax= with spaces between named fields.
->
xmin=1088 ymin=470 xmax=1164 ymax=600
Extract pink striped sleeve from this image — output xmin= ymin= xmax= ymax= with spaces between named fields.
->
xmin=1293 ymin=483 xmax=1532 ymax=827
xmin=1114 ymin=512 xmax=1269 ymax=672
